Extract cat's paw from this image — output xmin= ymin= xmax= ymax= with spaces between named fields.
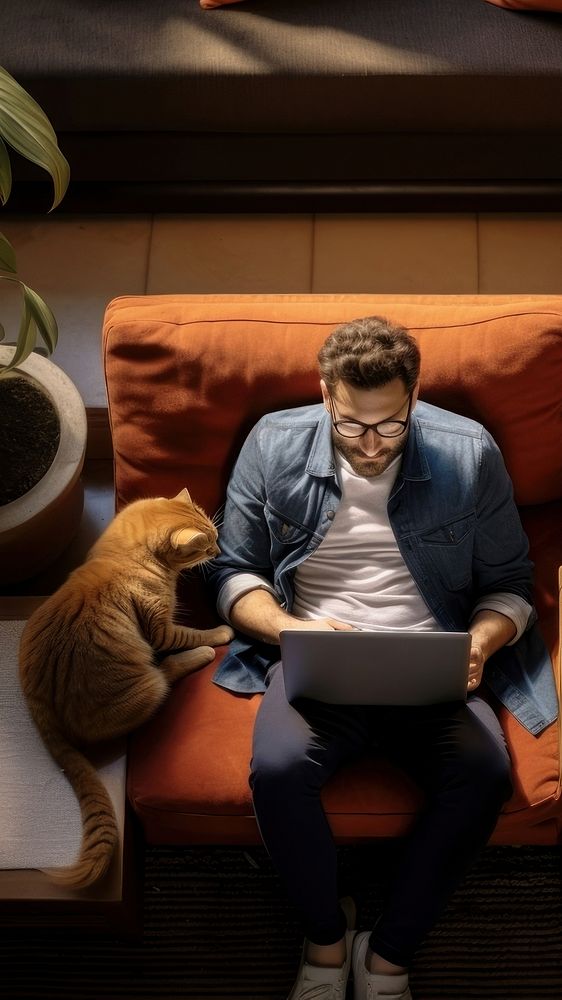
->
xmin=215 ymin=625 xmax=235 ymax=645
xmin=203 ymin=625 xmax=235 ymax=646
xmin=198 ymin=645 xmax=217 ymax=665
xmin=160 ymin=646 xmax=216 ymax=680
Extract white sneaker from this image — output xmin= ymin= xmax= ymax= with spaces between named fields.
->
xmin=287 ymin=897 xmax=356 ymax=1000
xmin=352 ymin=932 xmax=412 ymax=1000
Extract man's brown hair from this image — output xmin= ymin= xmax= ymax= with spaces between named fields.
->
xmin=318 ymin=315 xmax=420 ymax=394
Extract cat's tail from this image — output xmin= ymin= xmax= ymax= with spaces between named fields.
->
xmin=26 ymin=698 xmax=119 ymax=889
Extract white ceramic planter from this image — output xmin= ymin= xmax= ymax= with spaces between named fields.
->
xmin=0 ymin=347 xmax=87 ymax=585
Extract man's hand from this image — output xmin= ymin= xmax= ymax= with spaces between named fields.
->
xmin=468 ymin=642 xmax=486 ymax=692
xmin=229 ymin=589 xmax=354 ymax=644
xmin=284 ymin=617 xmax=355 ymax=632
xmin=468 ymin=609 xmax=517 ymax=693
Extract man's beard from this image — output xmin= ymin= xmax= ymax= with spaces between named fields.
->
xmin=333 ymin=432 xmax=408 ymax=478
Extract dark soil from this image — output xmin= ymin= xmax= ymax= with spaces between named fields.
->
xmin=0 ymin=374 xmax=60 ymax=506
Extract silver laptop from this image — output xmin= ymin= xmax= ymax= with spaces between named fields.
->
xmin=279 ymin=629 xmax=471 ymax=706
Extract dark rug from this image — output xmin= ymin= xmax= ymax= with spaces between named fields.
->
xmin=3 ymin=844 xmax=562 ymax=1000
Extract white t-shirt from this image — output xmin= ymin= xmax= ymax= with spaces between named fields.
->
xmin=292 ymin=452 xmax=439 ymax=631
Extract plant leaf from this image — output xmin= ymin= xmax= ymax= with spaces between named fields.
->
xmin=0 ymin=135 xmax=12 ymax=205
xmin=0 ymin=230 xmax=17 ymax=273
xmin=23 ymin=282 xmax=58 ymax=354
xmin=0 ymin=65 xmax=70 ymax=210
xmin=0 ymin=279 xmax=36 ymax=375
xmin=0 ymin=277 xmax=58 ymax=376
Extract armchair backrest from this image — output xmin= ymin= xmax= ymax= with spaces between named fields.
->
xmin=103 ymin=294 xmax=562 ymax=515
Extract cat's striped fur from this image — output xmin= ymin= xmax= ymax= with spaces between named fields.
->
xmin=19 ymin=489 xmax=233 ymax=889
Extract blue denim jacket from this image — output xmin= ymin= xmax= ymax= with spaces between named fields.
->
xmin=208 ymin=401 xmax=558 ymax=736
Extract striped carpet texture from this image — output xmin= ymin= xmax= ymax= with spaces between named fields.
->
xmin=3 ymin=844 xmax=562 ymax=999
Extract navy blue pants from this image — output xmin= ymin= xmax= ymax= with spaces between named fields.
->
xmin=250 ymin=662 xmax=512 ymax=968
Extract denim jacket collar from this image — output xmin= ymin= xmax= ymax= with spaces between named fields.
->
xmin=402 ymin=413 xmax=432 ymax=482
xmin=305 ymin=408 xmax=337 ymax=478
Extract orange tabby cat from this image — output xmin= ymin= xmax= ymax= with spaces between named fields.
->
xmin=19 ymin=488 xmax=233 ymax=889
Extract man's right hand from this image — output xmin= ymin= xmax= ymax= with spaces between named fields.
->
xmin=284 ymin=617 xmax=355 ymax=632
xmin=229 ymin=589 xmax=354 ymax=644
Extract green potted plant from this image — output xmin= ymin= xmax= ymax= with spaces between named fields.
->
xmin=0 ymin=65 xmax=87 ymax=586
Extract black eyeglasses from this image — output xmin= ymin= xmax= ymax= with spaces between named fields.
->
xmin=328 ymin=392 xmax=413 ymax=439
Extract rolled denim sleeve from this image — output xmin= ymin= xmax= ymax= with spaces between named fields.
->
xmin=207 ymin=418 xmax=276 ymax=609
xmin=470 ymin=592 xmax=533 ymax=644
xmin=217 ymin=573 xmax=278 ymax=623
xmin=473 ymin=430 xmax=535 ymax=608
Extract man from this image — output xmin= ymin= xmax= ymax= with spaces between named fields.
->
xmin=208 ymin=316 xmax=557 ymax=1000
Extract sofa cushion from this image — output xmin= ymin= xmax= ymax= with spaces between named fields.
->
xmin=127 ymin=649 xmax=561 ymax=847
xmin=104 ymin=294 xmax=562 ymax=509
xmin=6 ymin=2 xmax=562 ymax=136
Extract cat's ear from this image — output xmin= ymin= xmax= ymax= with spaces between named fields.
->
xmin=171 ymin=528 xmax=207 ymax=555
xmin=172 ymin=487 xmax=192 ymax=504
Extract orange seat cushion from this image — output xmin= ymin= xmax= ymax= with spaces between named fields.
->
xmin=127 ymin=646 xmax=561 ymax=847
xmin=104 ymin=294 xmax=562 ymax=846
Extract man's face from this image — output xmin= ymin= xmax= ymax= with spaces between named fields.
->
xmin=321 ymin=377 xmax=417 ymax=478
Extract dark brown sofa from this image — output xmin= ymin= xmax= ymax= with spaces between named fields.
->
xmin=1 ymin=0 xmax=562 ymax=213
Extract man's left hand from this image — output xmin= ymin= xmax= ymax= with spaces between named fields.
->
xmin=467 ymin=609 xmax=517 ymax=694
xmin=468 ymin=642 xmax=486 ymax=692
